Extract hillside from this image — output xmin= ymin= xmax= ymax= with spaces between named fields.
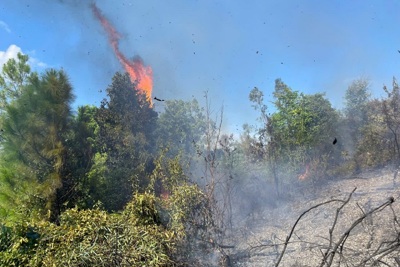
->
xmin=225 ymin=168 xmax=400 ymax=267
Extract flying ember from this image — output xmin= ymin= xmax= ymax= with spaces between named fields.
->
xmin=91 ymin=3 xmax=153 ymax=101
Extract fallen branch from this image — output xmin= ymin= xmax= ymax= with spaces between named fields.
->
xmin=274 ymin=189 xmax=354 ymax=267
xmin=323 ymin=196 xmax=395 ymax=267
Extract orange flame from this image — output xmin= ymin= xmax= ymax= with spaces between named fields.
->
xmin=298 ymin=164 xmax=310 ymax=181
xmin=91 ymin=3 xmax=153 ymax=101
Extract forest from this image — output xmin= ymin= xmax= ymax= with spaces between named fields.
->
xmin=0 ymin=53 xmax=399 ymax=266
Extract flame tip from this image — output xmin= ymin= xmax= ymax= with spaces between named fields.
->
xmin=92 ymin=3 xmax=153 ymax=100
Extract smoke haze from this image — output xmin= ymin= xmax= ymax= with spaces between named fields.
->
xmin=1 ymin=0 xmax=400 ymax=131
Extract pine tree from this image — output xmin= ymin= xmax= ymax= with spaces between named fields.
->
xmin=0 ymin=64 xmax=75 ymax=222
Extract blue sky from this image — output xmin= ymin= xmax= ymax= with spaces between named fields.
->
xmin=1 ymin=0 xmax=400 ymax=133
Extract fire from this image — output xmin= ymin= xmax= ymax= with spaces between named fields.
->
xmin=91 ymin=3 xmax=153 ymax=101
xmin=298 ymin=164 xmax=310 ymax=181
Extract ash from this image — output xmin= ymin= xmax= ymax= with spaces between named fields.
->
xmin=222 ymin=168 xmax=400 ymax=267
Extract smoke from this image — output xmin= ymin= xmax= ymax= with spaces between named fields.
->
xmin=3 ymin=0 xmax=400 ymax=133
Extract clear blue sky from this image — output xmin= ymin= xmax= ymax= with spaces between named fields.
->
xmin=1 ymin=0 xmax=400 ymax=133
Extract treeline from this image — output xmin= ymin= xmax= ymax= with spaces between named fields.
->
xmin=243 ymin=76 xmax=400 ymax=196
xmin=0 ymin=54 xmax=212 ymax=266
xmin=0 ymin=53 xmax=399 ymax=266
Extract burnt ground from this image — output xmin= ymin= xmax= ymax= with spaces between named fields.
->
xmin=221 ymin=168 xmax=400 ymax=267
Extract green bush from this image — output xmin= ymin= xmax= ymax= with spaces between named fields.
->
xmin=0 ymin=151 xmax=213 ymax=266
xmin=0 ymin=198 xmax=176 ymax=266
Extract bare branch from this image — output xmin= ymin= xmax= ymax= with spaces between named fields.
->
xmin=319 ymin=187 xmax=355 ymax=267
xmin=324 ymin=196 xmax=395 ymax=266
xmin=274 ymin=190 xmax=352 ymax=267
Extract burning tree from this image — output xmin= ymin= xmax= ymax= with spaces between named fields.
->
xmin=91 ymin=3 xmax=153 ymax=101
xmin=90 ymin=72 xmax=158 ymax=211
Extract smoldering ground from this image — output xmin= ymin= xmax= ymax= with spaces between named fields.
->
xmin=231 ymin=174 xmax=277 ymax=226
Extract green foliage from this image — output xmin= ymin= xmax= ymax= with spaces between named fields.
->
xmin=0 ymin=52 xmax=34 ymax=110
xmin=249 ymin=79 xmax=339 ymax=195
xmin=147 ymin=151 xmax=215 ymax=263
xmin=124 ymin=192 xmax=161 ymax=225
xmin=0 ymin=163 xmax=42 ymax=222
xmin=93 ymin=72 xmax=158 ymax=211
xmin=63 ymin=105 xmax=100 ymax=208
xmin=0 ymin=203 xmax=175 ymax=267
xmin=331 ymin=77 xmax=400 ymax=172
xmin=382 ymin=77 xmax=400 ymax=162
xmin=168 ymin=184 xmax=210 ymax=237
xmin=344 ymin=79 xmax=371 ymax=128
xmin=10 ymin=49 xmax=400 ymax=266
xmin=0 ymin=224 xmax=13 ymax=251
xmin=0 ymin=152 xmax=212 ymax=266
xmin=148 ymin=149 xmax=188 ymax=196
xmin=249 ymin=87 xmax=268 ymax=124
xmin=101 ymin=72 xmax=157 ymax=138
xmin=269 ymin=79 xmax=338 ymax=154
xmin=340 ymin=79 xmax=372 ymax=169
xmin=156 ymin=99 xmax=206 ymax=157
xmin=0 ymin=219 xmax=41 ymax=266
xmin=84 ymin=152 xmax=108 ymax=207
xmin=352 ymin=79 xmax=400 ymax=169
xmin=0 ymin=64 xmax=75 ymax=222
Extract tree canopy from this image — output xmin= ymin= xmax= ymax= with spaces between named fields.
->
xmin=1 ymin=52 xmax=400 ymax=266
xmin=0 ymin=67 xmax=75 ymax=222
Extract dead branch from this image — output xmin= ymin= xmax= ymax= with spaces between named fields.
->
xmin=319 ymin=187 xmax=356 ymax=267
xmin=323 ymin=196 xmax=395 ymax=267
xmin=273 ymin=188 xmax=398 ymax=267
xmin=274 ymin=191 xmax=352 ymax=267
xmin=356 ymin=233 xmax=400 ymax=266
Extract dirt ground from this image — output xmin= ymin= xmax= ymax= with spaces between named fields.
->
xmin=224 ymin=167 xmax=400 ymax=267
